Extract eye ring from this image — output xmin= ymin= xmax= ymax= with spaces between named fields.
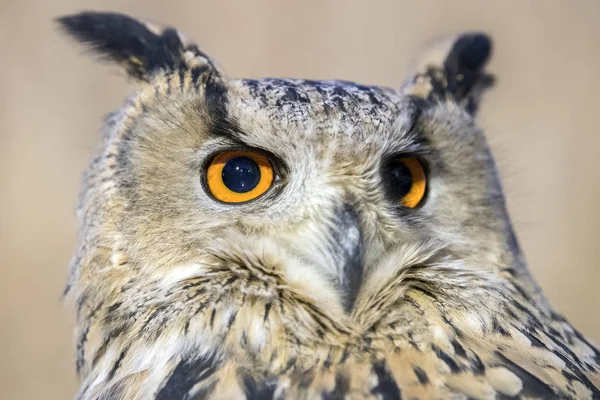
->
xmin=398 ymin=158 xmax=426 ymax=208
xmin=383 ymin=157 xmax=427 ymax=208
xmin=206 ymin=150 xmax=274 ymax=203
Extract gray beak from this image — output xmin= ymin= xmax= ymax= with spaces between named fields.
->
xmin=329 ymin=205 xmax=364 ymax=312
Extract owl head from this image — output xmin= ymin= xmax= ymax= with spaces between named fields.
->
xmin=60 ymin=12 xmax=532 ymax=392
xmin=60 ymin=9 xmax=521 ymax=317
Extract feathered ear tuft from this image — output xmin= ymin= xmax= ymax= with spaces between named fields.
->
xmin=402 ymin=33 xmax=495 ymax=115
xmin=57 ymin=11 xmax=223 ymax=82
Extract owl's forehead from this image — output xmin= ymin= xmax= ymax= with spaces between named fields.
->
xmin=228 ymin=78 xmax=406 ymax=133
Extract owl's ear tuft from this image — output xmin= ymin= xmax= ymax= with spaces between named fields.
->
xmin=57 ymin=11 xmax=223 ymax=82
xmin=403 ymin=32 xmax=495 ymax=115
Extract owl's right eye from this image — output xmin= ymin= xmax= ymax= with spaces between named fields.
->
xmin=205 ymin=151 xmax=274 ymax=203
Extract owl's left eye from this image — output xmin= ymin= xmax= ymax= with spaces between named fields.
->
xmin=206 ymin=151 xmax=274 ymax=203
xmin=383 ymin=157 xmax=427 ymax=208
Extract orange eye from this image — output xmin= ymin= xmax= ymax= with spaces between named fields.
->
xmin=385 ymin=157 xmax=427 ymax=208
xmin=206 ymin=151 xmax=274 ymax=203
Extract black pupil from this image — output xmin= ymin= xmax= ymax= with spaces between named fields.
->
xmin=387 ymin=160 xmax=413 ymax=198
xmin=222 ymin=157 xmax=261 ymax=193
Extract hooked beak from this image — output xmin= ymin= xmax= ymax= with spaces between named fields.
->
xmin=329 ymin=205 xmax=364 ymax=312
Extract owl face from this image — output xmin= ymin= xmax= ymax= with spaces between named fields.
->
xmin=105 ymin=70 xmax=511 ymax=314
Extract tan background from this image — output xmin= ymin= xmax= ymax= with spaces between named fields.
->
xmin=1 ymin=0 xmax=599 ymax=398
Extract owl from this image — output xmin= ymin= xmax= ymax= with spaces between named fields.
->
xmin=59 ymin=11 xmax=600 ymax=400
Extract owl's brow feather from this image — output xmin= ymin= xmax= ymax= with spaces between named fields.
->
xmin=208 ymin=116 xmax=248 ymax=147
xmin=153 ymin=96 xmax=197 ymax=138
xmin=151 ymin=84 xmax=249 ymax=148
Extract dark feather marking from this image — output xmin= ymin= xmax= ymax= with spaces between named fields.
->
xmin=413 ymin=366 xmax=429 ymax=384
xmin=511 ymin=282 xmax=533 ymax=302
xmin=178 ymin=68 xmax=186 ymax=91
xmin=451 ymin=339 xmax=467 ymax=358
xmin=511 ymin=300 xmax=532 ymax=315
xmin=470 ymin=352 xmax=485 ymax=375
xmin=432 ymin=344 xmax=461 ymax=373
xmin=191 ymin=287 xmax=208 ymax=299
xmin=495 ymin=394 xmax=518 ymax=400
xmin=191 ymin=65 xmax=210 ymax=88
xmin=562 ymin=370 xmax=578 ymax=383
xmin=91 ymin=340 xmax=109 ymax=369
xmin=520 ymin=329 xmax=546 ymax=348
xmin=340 ymin=347 xmax=350 ymax=364
xmin=411 ymin=285 xmax=438 ymax=301
xmin=545 ymin=326 xmax=566 ymax=342
xmin=281 ymin=356 xmax=297 ymax=374
xmin=545 ymin=328 xmax=582 ymax=364
xmin=403 ymin=297 xmax=425 ymax=316
xmin=505 ymin=306 xmax=519 ymax=320
xmin=203 ymin=77 xmax=245 ymax=146
xmin=156 ymin=353 xmax=220 ymax=400
xmin=107 ymin=346 xmax=129 ymax=380
xmin=92 ymin=320 xmax=132 ymax=368
xmin=204 ymin=77 xmax=227 ymax=119
xmin=495 ymin=352 xmax=559 ymax=398
xmin=76 ymin=301 xmax=104 ymax=373
xmin=371 ymin=360 xmax=402 ymax=400
xmin=572 ymin=327 xmax=600 ymax=365
xmin=227 ymin=310 xmax=238 ymax=329
xmin=76 ymin=324 xmax=90 ymax=374
xmin=439 ymin=312 xmax=462 ymax=337
xmin=293 ymin=297 xmax=347 ymax=334
xmin=242 ymin=374 xmax=276 ymax=400
xmin=264 ymin=302 xmax=272 ymax=322
xmin=165 ymin=76 xmax=172 ymax=96
xmin=106 ymin=301 xmax=122 ymax=314
xmin=492 ymin=318 xmax=510 ymax=336
xmin=323 ymin=373 xmax=350 ymax=400
xmin=269 ymin=349 xmax=278 ymax=364
xmin=209 ymin=308 xmax=216 ymax=329
xmin=222 ymin=276 xmax=238 ymax=286
xmin=184 ymin=301 xmax=209 ymax=334
xmin=537 ymin=339 xmax=600 ymax=397
xmin=141 ymin=306 xmax=165 ymax=330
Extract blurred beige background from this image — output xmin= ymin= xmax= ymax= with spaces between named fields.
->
xmin=1 ymin=0 xmax=599 ymax=398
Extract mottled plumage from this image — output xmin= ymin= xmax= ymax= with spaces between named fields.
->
xmin=59 ymin=12 xmax=600 ymax=399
